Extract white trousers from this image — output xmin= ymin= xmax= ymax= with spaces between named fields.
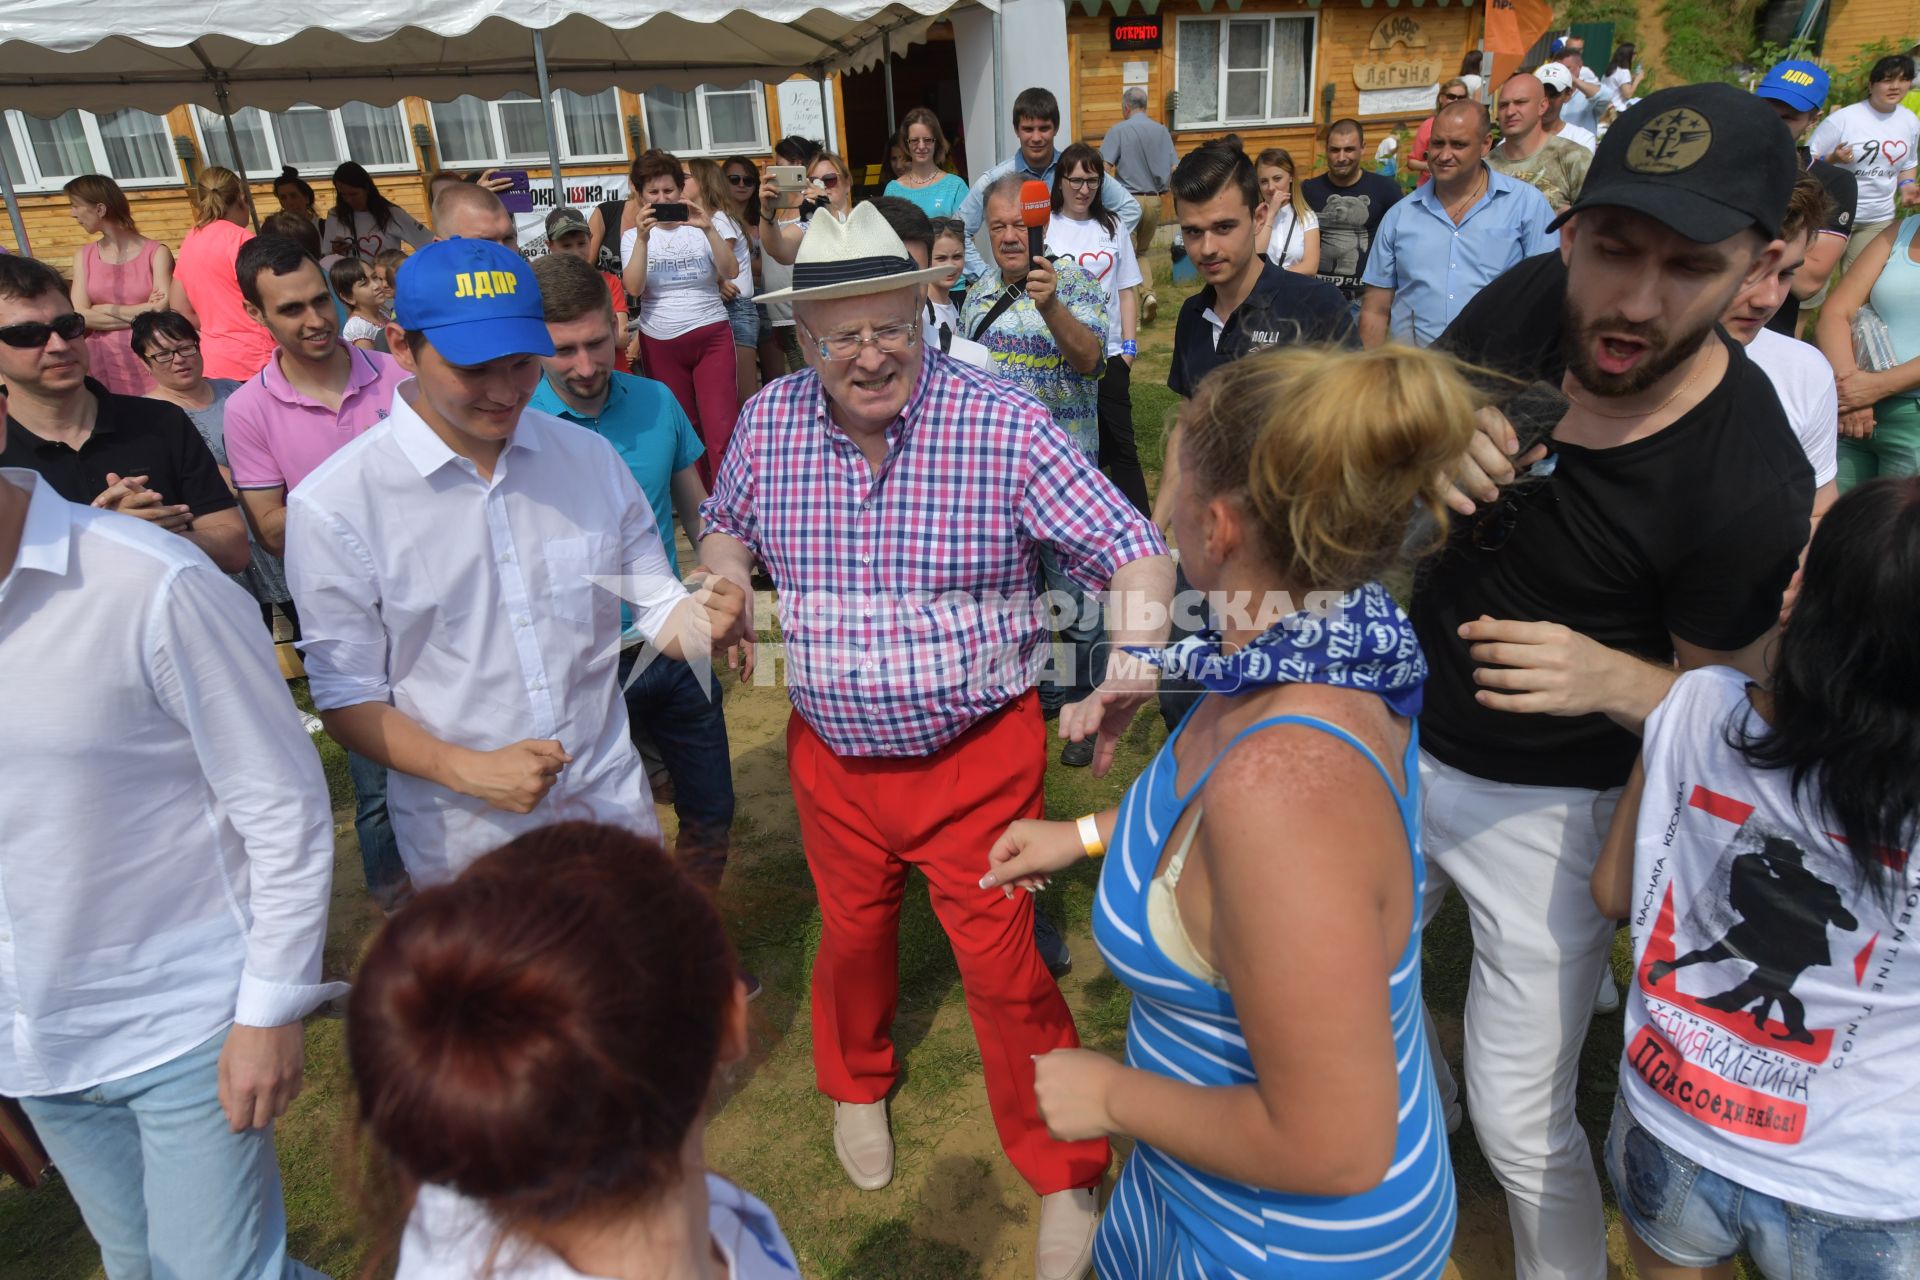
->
xmin=1418 ymin=750 xmax=1621 ymax=1280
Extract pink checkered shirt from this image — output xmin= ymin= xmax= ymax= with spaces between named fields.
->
xmin=701 ymin=345 xmax=1165 ymax=758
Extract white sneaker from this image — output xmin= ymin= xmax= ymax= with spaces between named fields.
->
xmin=1594 ymin=965 xmax=1621 ymax=1014
xmin=831 ymin=1100 xmax=893 ymax=1191
xmin=1035 ymin=1187 xmax=1099 ymax=1280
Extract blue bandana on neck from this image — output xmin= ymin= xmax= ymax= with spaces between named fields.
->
xmin=1128 ymin=581 xmax=1428 ymax=717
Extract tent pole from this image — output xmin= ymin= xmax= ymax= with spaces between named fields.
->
xmin=991 ymin=8 xmax=1007 ymax=162
xmin=532 ymin=30 xmax=567 ymax=208
xmin=883 ymin=31 xmax=896 ymax=137
xmin=816 ymin=70 xmax=831 ymax=149
xmin=0 ymin=147 xmax=28 ymax=256
xmin=215 ymin=79 xmax=258 ymax=230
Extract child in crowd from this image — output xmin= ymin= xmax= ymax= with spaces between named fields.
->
xmin=372 ymin=249 xmax=408 ymax=304
xmin=349 ymin=821 xmax=797 ymax=1280
xmin=331 ymin=258 xmax=390 ymax=351
xmin=926 ymin=218 xmax=965 ymax=347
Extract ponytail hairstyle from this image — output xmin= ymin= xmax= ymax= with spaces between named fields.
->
xmin=1179 ymin=345 xmax=1483 ymax=588
xmin=62 ymin=174 xmax=138 ymax=234
xmin=1050 ymin=142 xmax=1117 ymax=236
xmin=190 ymin=165 xmax=246 ymax=229
xmin=1733 ymin=478 xmax=1920 ymax=905
xmin=347 ymin=823 xmax=739 ymax=1264
xmin=273 ymin=166 xmax=317 ymax=213
xmin=330 ymin=161 xmax=401 ymax=234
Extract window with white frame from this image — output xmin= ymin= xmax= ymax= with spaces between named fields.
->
xmin=192 ymin=102 xmax=412 ymax=177
xmin=1174 ymin=14 xmax=1316 ymax=129
xmin=641 ymin=84 xmax=768 ymax=156
xmin=428 ymin=89 xmax=624 ymax=168
xmin=2 ymin=108 xmax=177 ymax=192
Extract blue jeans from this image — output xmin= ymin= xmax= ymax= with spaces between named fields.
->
xmin=617 ymin=648 xmax=735 ymax=890
xmin=345 ymin=750 xmax=408 ymax=907
xmin=1036 ymin=545 xmax=1105 ymax=713
xmin=20 ymin=1032 xmax=322 ymax=1280
xmin=1605 ymin=1098 xmax=1920 ymax=1277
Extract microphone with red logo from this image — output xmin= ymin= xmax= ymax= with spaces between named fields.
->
xmin=1020 ymin=179 xmax=1051 ymax=267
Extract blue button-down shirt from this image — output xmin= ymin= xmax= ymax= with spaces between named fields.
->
xmin=959 ymin=148 xmax=1141 ymax=280
xmin=1361 ymin=164 xmax=1558 ymax=347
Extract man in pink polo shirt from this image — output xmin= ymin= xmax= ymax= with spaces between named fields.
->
xmin=224 ymin=232 xmax=412 ymax=914
xmin=225 ymin=235 xmax=409 ymax=557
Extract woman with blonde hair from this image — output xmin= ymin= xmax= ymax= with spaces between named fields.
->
xmin=63 ymin=173 xmax=172 ymax=394
xmin=686 ymin=157 xmax=758 ymax=401
xmin=1252 ymin=148 xmax=1320 ymax=274
xmin=168 ymin=166 xmax=275 ymax=380
xmin=985 ymin=344 xmax=1468 ymax=1277
xmin=759 ymin=150 xmax=853 ymax=266
xmin=886 ymin=107 xmax=969 ymax=219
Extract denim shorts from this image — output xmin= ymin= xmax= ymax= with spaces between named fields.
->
xmin=724 ymin=295 xmax=759 ymax=347
xmin=1605 ymin=1099 xmax=1920 ymax=1278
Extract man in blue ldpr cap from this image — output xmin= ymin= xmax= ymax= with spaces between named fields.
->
xmin=284 ymin=237 xmax=751 ymax=888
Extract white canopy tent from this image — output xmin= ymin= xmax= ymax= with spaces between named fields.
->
xmin=0 ymin=0 xmax=1003 ymax=251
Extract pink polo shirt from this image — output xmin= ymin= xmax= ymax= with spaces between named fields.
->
xmin=226 ymin=346 xmax=410 ymax=493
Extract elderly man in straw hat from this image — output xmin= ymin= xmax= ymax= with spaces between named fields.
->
xmin=698 ymin=204 xmax=1172 ymax=1280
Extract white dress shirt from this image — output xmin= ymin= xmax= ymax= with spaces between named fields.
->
xmin=285 ymin=384 xmax=688 ymax=887
xmin=0 ymin=469 xmax=343 ymax=1097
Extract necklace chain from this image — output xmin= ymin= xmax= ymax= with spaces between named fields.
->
xmin=1564 ymin=350 xmax=1708 ymax=420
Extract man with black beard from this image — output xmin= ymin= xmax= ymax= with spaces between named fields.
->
xmin=1417 ymin=85 xmax=1813 ymax=1280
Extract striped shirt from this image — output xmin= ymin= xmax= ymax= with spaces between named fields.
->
xmin=699 ymin=344 xmax=1164 ymax=758
xmin=1093 ymin=711 xmax=1457 ymax=1278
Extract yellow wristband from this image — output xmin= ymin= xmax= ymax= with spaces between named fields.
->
xmin=1077 ymin=813 xmax=1107 ymax=858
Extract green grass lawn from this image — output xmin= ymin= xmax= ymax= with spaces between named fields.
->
xmin=0 ymin=257 xmax=1660 ymax=1279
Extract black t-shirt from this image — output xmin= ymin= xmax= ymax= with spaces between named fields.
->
xmin=1767 ymin=152 xmax=1858 ymax=338
xmin=1169 ymin=261 xmax=1354 ymax=398
xmin=1 ymin=379 xmax=236 ymax=517
xmin=1417 ymin=259 xmax=1813 ymax=790
xmin=1302 ymin=170 xmax=1403 ymax=299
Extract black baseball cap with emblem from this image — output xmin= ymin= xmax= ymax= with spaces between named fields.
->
xmin=1548 ymin=82 xmax=1797 ymax=243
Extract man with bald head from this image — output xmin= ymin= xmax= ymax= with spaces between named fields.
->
xmin=431 ymin=180 xmax=518 ymax=247
xmin=1490 ymin=71 xmax=1592 ymax=211
xmin=1361 ymin=100 xmax=1557 ymax=347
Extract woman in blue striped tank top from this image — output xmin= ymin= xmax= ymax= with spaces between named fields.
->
xmin=984 ymin=345 xmax=1483 ymax=1279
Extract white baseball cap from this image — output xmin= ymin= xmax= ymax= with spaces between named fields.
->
xmin=1535 ymin=63 xmax=1575 ymax=95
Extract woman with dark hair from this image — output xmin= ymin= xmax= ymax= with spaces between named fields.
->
xmin=348 ymin=822 xmax=797 ymax=1280
xmin=133 ymin=309 xmax=294 ymax=634
xmin=1809 ymin=54 xmax=1918 ymax=272
xmin=324 ymin=161 xmax=431 ymax=260
xmin=1601 ymin=44 xmax=1644 ymax=105
xmin=63 ymin=173 xmax=171 ymax=394
xmin=1592 ymin=478 xmax=1920 ymax=1280
xmin=272 ymin=167 xmax=322 ymax=237
xmin=1048 ymin=141 xmax=1149 ymax=516
xmin=885 ymin=107 xmax=969 ymax=219
xmin=724 ymin=156 xmax=787 ymax=384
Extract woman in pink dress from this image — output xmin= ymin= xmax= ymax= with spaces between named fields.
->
xmin=64 ymin=175 xmax=172 ymax=395
xmin=169 ymin=166 xmax=277 ymax=381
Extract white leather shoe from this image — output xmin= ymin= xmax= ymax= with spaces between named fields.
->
xmin=832 ymin=1100 xmax=893 ymax=1191
xmin=1035 ymin=1186 xmax=1099 ymax=1280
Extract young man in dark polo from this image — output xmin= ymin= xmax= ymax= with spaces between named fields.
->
xmin=0 ymin=255 xmax=248 ymax=572
xmin=1420 ymin=85 xmax=1811 ymax=1280
xmin=1157 ymin=141 xmax=1352 ymax=728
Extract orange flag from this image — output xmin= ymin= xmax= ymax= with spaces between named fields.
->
xmin=1484 ymin=0 xmax=1553 ymax=55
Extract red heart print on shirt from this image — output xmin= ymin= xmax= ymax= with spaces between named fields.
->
xmin=358 ymin=233 xmax=384 ymax=257
xmin=1078 ymin=249 xmax=1116 ymax=282
xmin=1882 ymin=138 xmax=1911 ymax=169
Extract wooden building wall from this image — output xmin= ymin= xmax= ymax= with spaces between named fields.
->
xmin=1821 ymin=0 xmax=1917 ymax=72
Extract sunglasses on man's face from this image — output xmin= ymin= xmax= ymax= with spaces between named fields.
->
xmin=0 ymin=312 xmax=86 ymax=349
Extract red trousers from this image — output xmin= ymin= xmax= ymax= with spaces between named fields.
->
xmin=638 ymin=319 xmax=738 ymax=487
xmin=786 ymin=693 xmax=1110 ymax=1195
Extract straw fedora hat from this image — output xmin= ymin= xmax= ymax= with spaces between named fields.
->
xmin=755 ymin=203 xmax=954 ymax=303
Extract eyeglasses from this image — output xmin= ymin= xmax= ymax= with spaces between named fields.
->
xmin=1063 ymin=175 xmax=1101 ymax=190
xmin=907 ymin=137 xmax=936 ymax=149
xmin=142 ymin=343 xmax=201 ymax=366
xmin=726 ymin=173 xmax=756 ymax=186
xmin=804 ymin=319 xmax=920 ymax=361
xmin=1442 ymin=92 xmax=1469 ymax=101
xmin=0 ymin=312 xmax=87 ymax=349
xmin=814 ymin=173 xmax=842 ymax=188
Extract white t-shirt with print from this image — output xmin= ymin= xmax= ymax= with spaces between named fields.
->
xmin=1045 ymin=213 xmax=1144 ymax=357
xmin=1809 ymin=101 xmax=1920 ymax=224
xmin=715 ymin=210 xmax=753 ymax=300
xmin=1263 ymin=204 xmax=1321 ymax=271
xmin=323 ymin=206 xmax=433 ymax=259
xmin=1746 ymin=327 xmax=1839 ymax=487
xmin=397 ymin=1174 xmax=801 ymax=1280
xmin=1620 ymin=666 xmax=1920 ymax=1221
xmin=622 ymin=224 xmax=728 ymax=341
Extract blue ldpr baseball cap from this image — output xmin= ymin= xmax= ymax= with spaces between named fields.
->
xmin=1754 ymin=60 xmax=1830 ymax=114
xmin=392 ymin=238 xmax=554 ymax=365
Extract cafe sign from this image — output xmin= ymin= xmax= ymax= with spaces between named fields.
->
xmin=1367 ymin=14 xmax=1430 ymax=50
xmin=1353 ymin=60 xmax=1442 ymax=90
